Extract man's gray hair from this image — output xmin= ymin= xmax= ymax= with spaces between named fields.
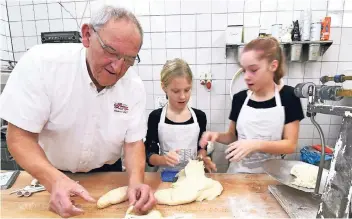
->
xmin=90 ymin=5 xmax=143 ymax=47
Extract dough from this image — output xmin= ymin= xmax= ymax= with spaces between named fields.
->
xmin=154 ymin=185 xmax=199 ymax=206
xmin=125 ymin=210 xmax=163 ymax=219
xmin=290 ymin=164 xmax=319 ymax=188
xmin=97 ymin=186 xmax=128 ymax=208
xmin=155 ymin=159 xmax=223 ymax=205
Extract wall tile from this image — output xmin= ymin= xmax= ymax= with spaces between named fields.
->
xmin=151 ymin=32 xmax=166 ymax=48
xmin=20 ymin=5 xmax=34 ymax=21
xmin=196 ymin=14 xmax=211 ymax=31
xmin=49 ymin=19 xmax=63 ymax=32
xmin=181 ymin=32 xmax=196 ymax=48
xmin=228 ymin=0 xmax=244 ymax=12
xmin=261 ymin=0 xmax=277 ymax=11
xmin=165 ymin=15 xmax=180 ymax=32
xmin=165 ymin=0 xmax=180 ymax=15
xmin=166 ymin=32 xmax=180 ymax=48
xmin=181 ymin=48 xmax=196 ymax=64
xmin=150 ymin=16 xmax=165 ymax=32
xmin=181 ymin=15 xmax=196 ymax=31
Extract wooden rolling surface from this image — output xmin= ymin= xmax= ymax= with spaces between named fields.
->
xmin=1 ymin=171 xmax=289 ymax=218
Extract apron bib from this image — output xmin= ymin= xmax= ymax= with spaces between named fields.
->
xmin=227 ymin=85 xmax=285 ymax=174
xmin=158 ymin=104 xmax=200 ymax=172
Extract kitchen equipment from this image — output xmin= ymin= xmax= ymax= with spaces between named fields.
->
xmin=301 ymin=10 xmax=311 ymax=41
xmin=291 ymin=20 xmax=301 ymax=41
xmin=225 ymin=25 xmax=243 ymax=44
xmin=321 ymin=17 xmax=331 ymax=41
xmin=290 ymin=43 xmax=302 ymax=61
xmin=310 ymin=22 xmax=322 ymax=41
xmin=271 ymin=24 xmax=282 ymax=41
xmin=41 ymin=31 xmax=81 ymax=44
xmin=308 ymin=44 xmax=320 ymax=61
xmin=262 ymin=159 xmax=329 ymax=194
xmin=1 ymin=171 xmax=20 ymax=190
xmin=237 ymin=45 xmax=245 ymax=62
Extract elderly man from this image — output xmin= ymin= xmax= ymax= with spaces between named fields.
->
xmin=0 ymin=5 xmax=155 ymax=218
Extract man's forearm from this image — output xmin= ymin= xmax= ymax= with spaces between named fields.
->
xmin=7 ymin=124 xmax=66 ymax=191
xmin=124 ymin=140 xmax=146 ymax=186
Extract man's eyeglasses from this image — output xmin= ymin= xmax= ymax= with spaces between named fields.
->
xmin=91 ymin=27 xmax=140 ymax=66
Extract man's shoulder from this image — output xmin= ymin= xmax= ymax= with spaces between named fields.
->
xmin=27 ymin=43 xmax=84 ymax=64
xmin=119 ymin=68 xmax=145 ymax=92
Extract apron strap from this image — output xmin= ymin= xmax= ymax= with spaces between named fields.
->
xmin=188 ymin=106 xmax=198 ymax=123
xmin=160 ymin=104 xmax=168 ymax=125
xmin=274 ymin=85 xmax=282 ymax=106
xmin=244 ymin=85 xmax=282 ymax=106
xmin=243 ymin=90 xmax=253 ymax=106
xmin=160 ymin=103 xmax=198 ymax=124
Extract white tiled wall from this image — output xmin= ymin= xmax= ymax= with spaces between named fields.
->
xmin=1 ymin=0 xmax=352 ymax=172
xmin=0 ymin=1 xmax=12 ymax=65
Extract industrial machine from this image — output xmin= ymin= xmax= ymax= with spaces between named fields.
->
xmin=261 ymin=74 xmax=352 ymax=218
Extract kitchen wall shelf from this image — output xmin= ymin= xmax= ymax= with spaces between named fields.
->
xmin=225 ymin=40 xmax=333 ymax=62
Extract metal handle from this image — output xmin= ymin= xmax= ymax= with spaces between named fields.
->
xmin=310 ymin=115 xmax=326 ymax=196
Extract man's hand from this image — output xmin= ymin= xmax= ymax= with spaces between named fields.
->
xmin=199 ymin=131 xmax=219 ymax=148
xmin=203 ymin=156 xmax=217 ymax=173
xmin=127 ymin=184 xmax=156 ymax=214
xmin=48 ymin=176 xmax=96 ymax=218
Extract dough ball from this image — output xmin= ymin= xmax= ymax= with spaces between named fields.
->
xmin=155 ymin=160 xmax=223 ymax=206
xmin=290 ymin=164 xmax=319 ymax=189
xmin=97 ymin=186 xmax=128 ymax=209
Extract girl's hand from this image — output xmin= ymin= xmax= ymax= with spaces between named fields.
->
xmin=225 ymin=140 xmax=261 ymax=162
xmin=163 ymin=150 xmax=180 ymax=167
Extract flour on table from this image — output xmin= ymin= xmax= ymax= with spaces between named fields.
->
xmin=290 ymin=164 xmax=319 ymax=188
xmin=155 ymin=159 xmax=223 ymax=206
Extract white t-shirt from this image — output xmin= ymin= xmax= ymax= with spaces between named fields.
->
xmin=0 ymin=43 xmax=147 ymax=173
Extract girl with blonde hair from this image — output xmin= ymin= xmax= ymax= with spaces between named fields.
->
xmin=145 ymin=58 xmax=216 ymax=174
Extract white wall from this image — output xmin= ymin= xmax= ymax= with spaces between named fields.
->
xmin=1 ymin=0 xmax=352 ymax=172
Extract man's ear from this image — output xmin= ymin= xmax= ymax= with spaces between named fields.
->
xmin=270 ymin=60 xmax=279 ymax=72
xmin=81 ymin=24 xmax=91 ymax=48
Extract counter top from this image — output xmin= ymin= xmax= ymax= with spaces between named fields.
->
xmin=1 ymin=171 xmax=289 ymax=218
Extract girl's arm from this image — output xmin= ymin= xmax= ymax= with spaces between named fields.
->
xmin=256 ymin=120 xmax=299 ymax=154
xmin=145 ymin=111 xmax=166 ymax=166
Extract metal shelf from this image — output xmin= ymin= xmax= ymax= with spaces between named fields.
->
xmin=225 ymin=40 xmax=333 ymax=62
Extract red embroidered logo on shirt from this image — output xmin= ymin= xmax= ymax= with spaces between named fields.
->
xmin=114 ymin=102 xmax=129 ymax=114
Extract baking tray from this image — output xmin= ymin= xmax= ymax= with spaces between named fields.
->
xmin=262 ymin=159 xmax=329 ymax=194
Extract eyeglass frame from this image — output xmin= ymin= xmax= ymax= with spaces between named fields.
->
xmin=91 ymin=26 xmax=141 ymax=66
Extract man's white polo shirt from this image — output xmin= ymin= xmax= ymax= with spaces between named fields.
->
xmin=0 ymin=43 xmax=147 ymax=173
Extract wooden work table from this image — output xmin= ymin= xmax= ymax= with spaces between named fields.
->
xmin=1 ymin=171 xmax=289 ymax=218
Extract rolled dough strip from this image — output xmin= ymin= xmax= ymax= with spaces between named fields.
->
xmin=155 ymin=186 xmax=199 ymax=206
xmin=97 ymin=186 xmax=128 ymax=209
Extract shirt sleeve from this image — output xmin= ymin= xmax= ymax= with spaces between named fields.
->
xmin=229 ymin=90 xmax=247 ymax=122
xmin=144 ymin=109 xmax=161 ymax=166
xmin=124 ymin=84 xmax=147 ymax=143
xmin=196 ymin=109 xmax=207 ymax=151
xmin=0 ymin=47 xmax=50 ymax=133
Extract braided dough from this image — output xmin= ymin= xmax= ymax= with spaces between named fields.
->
xmin=155 ymin=160 xmax=223 ymax=205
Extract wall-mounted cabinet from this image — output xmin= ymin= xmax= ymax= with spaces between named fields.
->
xmin=226 ymin=40 xmax=333 ymax=63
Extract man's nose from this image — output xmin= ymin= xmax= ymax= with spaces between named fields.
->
xmin=111 ymin=58 xmax=125 ymax=72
